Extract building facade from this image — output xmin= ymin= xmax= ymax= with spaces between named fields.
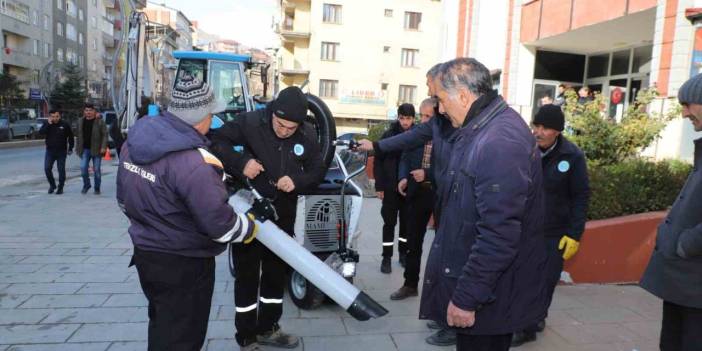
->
xmin=52 ymin=0 xmax=88 ymax=83
xmin=84 ymin=0 xmax=118 ymax=107
xmin=1 ymin=0 xmax=53 ymax=105
xmin=444 ymin=0 xmax=702 ymax=161
xmin=276 ymin=0 xmax=443 ymax=135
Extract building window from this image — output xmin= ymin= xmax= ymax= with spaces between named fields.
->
xmin=66 ymin=0 xmax=77 ymax=17
xmin=381 ymin=83 xmax=388 ymax=90
xmin=383 ymin=46 xmax=390 ymax=53
xmin=587 ymin=53 xmax=608 ymax=78
xmin=92 ymin=38 xmax=97 ymax=50
xmin=384 ymin=9 xmax=393 ymax=17
xmin=43 ymin=14 xmax=50 ymax=30
xmin=91 ymin=16 xmax=97 ymax=28
xmin=401 ymin=48 xmax=418 ymax=67
xmin=398 ymin=85 xmax=416 ymax=104
xmin=321 ymin=42 xmax=339 ymax=61
xmin=44 ymin=43 xmax=51 ymax=58
xmin=323 ymin=4 xmax=341 ymax=24
xmin=79 ymin=55 xmax=84 ymax=67
xmin=57 ymin=48 xmax=64 ymax=62
xmin=404 ymin=12 xmax=421 ymax=30
xmin=319 ymin=79 xmax=338 ymax=98
xmin=92 ymin=60 xmax=97 ymax=71
xmin=92 ymin=0 xmax=97 ymax=6
xmin=79 ymin=8 xmax=84 ymax=21
xmin=78 ymin=32 xmax=84 ymax=45
xmin=57 ymin=0 xmax=63 ymax=10
xmin=33 ymin=40 xmax=40 ymax=55
xmin=32 ymin=10 xmax=39 ymax=25
xmin=56 ymin=22 xmax=64 ymax=36
xmin=66 ymin=23 xmax=77 ymax=41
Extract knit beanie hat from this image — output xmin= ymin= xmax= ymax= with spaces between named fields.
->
xmin=678 ymin=73 xmax=702 ymax=105
xmin=532 ymin=104 xmax=565 ymax=131
xmin=168 ymin=73 xmax=225 ymax=126
xmin=270 ymin=86 xmax=308 ymax=123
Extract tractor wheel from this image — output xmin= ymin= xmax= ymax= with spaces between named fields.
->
xmin=305 ymin=94 xmax=336 ymax=170
xmin=288 ymin=270 xmax=325 ymax=310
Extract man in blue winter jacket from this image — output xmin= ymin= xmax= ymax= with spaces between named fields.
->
xmin=116 ymin=75 xmax=258 ymax=351
xmin=418 ymin=57 xmax=547 ymax=351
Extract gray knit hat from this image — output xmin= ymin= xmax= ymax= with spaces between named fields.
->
xmin=678 ymin=73 xmax=702 ymax=105
xmin=168 ymin=73 xmax=226 ymax=125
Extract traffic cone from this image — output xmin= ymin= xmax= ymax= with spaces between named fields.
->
xmin=103 ymin=148 xmax=111 ymax=161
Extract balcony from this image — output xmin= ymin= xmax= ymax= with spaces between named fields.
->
xmin=1 ymin=47 xmax=32 ymax=69
xmin=280 ymin=59 xmax=309 ymax=76
xmin=0 ymin=0 xmax=30 ymax=24
xmin=276 ymin=24 xmax=311 ymax=42
xmin=102 ymin=0 xmax=116 ymax=8
xmin=102 ymin=18 xmax=114 ymax=42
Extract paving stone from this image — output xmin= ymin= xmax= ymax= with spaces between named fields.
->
xmin=41 ymin=307 xmax=148 ymax=324
xmin=18 ymin=256 xmax=87 ymax=264
xmin=4 ymin=343 xmax=110 ymax=351
xmin=0 ymin=249 xmax=70 ymax=257
xmin=0 ymin=294 xmax=32 ymax=308
xmin=298 ymin=304 xmax=345 ymax=319
xmin=344 ymin=315 xmax=428 ymax=335
xmin=68 ymin=323 xmax=148 ymax=343
xmin=1 ymin=283 xmax=85 ymax=295
xmin=390 ymin=332 xmax=454 ymax=351
xmin=202 ymin=320 xmax=235 ymax=339
xmin=1 ymin=273 xmax=62 ymax=284
xmin=0 ymin=264 xmax=45 ymax=273
xmin=574 ymin=342 xmax=658 ymax=351
xmin=38 ymin=264 xmax=126 ymax=274
xmin=76 ymin=283 xmax=141 ymax=294
xmin=550 ymin=323 xmax=640 ymax=345
xmin=82 ymin=256 xmax=132 ymax=265
xmin=64 ymin=249 xmax=128 ymax=256
xmin=0 ymin=324 xmax=81 ymax=344
xmin=50 ymin=243 xmax=102 ymax=249
xmin=0 ymin=309 xmax=52 ymax=325
xmin=304 ymin=334 xmax=396 ymax=351
xmin=19 ymin=294 xmax=110 ymax=308
xmin=620 ymin=321 xmax=661 ymax=341
xmin=565 ymin=307 xmax=646 ymax=324
xmin=105 ymin=342 xmax=147 ymax=351
xmin=101 ymin=294 xmax=147 ymax=307
xmin=276 ymin=317 xmax=347 ymax=337
xmin=0 ymin=256 xmax=26 ymax=264
xmin=0 ymin=243 xmax=54 ymax=249
xmin=54 ymin=272 xmax=130 ymax=283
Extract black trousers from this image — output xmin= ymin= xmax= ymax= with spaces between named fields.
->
xmin=403 ymin=185 xmax=434 ymax=289
xmin=456 ymin=333 xmax=512 ymax=351
xmin=660 ymin=301 xmax=702 ymax=351
xmin=381 ymin=189 xmax=408 ymax=257
xmin=234 ymin=196 xmax=296 ymax=346
xmin=523 ymin=236 xmax=563 ymax=332
xmin=133 ymin=247 xmax=215 ymax=351
xmin=44 ymin=150 xmax=67 ymax=188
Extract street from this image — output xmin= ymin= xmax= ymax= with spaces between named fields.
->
xmin=0 ymin=145 xmax=662 ymax=351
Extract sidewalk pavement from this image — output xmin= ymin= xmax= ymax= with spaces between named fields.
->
xmin=0 ymin=165 xmax=662 ymax=351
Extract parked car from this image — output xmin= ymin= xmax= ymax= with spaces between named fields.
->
xmin=0 ymin=109 xmax=40 ymax=140
xmin=0 ymin=117 xmax=10 ymax=141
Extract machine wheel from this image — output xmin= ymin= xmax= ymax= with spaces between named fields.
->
xmin=288 ymin=270 xmax=325 ymax=310
xmin=305 ymin=94 xmax=336 ymax=170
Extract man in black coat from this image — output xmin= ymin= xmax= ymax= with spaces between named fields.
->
xmin=39 ymin=110 xmax=74 ymax=194
xmin=391 ymin=98 xmax=436 ymax=300
xmin=512 ymin=104 xmax=590 ymax=347
xmin=641 ymin=73 xmax=702 ymax=350
xmin=209 ymin=86 xmax=325 ymax=351
xmin=374 ymin=103 xmax=415 ymax=274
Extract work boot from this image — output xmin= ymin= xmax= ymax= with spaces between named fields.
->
xmin=511 ymin=331 xmax=537 ymax=347
xmin=390 ymin=286 xmax=418 ymax=300
xmin=399 ymin=252 xmax=407 ymax=267
xmin=81 ymin=185 xmax=91 ymax=194
xmin=380 ymin=257 xmax=391 ymax=274
xmin=426 ymin=321 xmax=442 ymax=330
xmin=257 ymin=326 xmax=299 ymax=349
xmin=94 ymin=187 xmax=101 ymax=195
xmin=425 ymin=328 xmax=457 ymax=346
xmin=55 ymin=186 xmax=64 ymax=195
xmin=239 ymin=343 xmax=263 ymax=351
xmin=48 ymin=186 xmax=56 ymax=194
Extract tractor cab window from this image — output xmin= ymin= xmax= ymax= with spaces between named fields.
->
xmin=210 ymin=61 xmax=247 ymax=121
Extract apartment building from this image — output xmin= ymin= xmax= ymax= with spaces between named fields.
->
xmin=1 ymin=0 xmax=53 ymax=102
xmin=276 ymin=0 xmax=443 ymax=134
xmin=443 ymin=0 xmax=702 ymax=161
xmin=84 ymin=0 xmax=118 ymax=107
xmin=52 ymin=0 xmax=88 ymax=83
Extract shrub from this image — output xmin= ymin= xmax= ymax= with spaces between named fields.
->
xmin=587 ymin=159 xmax=692 ymax=220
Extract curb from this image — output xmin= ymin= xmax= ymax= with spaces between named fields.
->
xmin=0 ymin=140 xmax=44 ymax=150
